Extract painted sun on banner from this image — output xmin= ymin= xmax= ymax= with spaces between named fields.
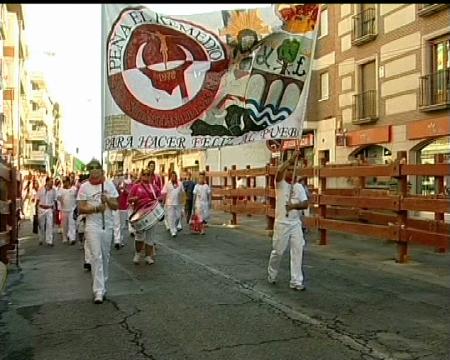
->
xmin=102 ymin=4 xmax=320 ymax=151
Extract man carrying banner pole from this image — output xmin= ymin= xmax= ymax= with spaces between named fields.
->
xmin=267 ymin=150 xmax=309 ymax=291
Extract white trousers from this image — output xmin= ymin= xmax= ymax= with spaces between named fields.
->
xmin=61 ymin=210 xmax=76 ymax=242
xmin=38 ymin=208 xmax=54 ymax=245
xmin=23 ymin=198 xmax=33 ymax=220
xmin=165 ymin=205 xmax=182 ymax=235
xmin=267 ymin=221 xmax=305 ymax=286
xmin=113 ymin=211 xmax=121 ymax=245
xmin=118 ymin=210 xmax=129 ymax=245
xmin=85 ymin=228 xmax=113 ymax=296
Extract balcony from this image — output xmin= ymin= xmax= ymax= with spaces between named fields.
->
xmin=419 ymin=68 xmax=450 ymax=111
xmin=352 ymin=90 xmax=378 ymax=124
xmin=29 ymin=108 xmax=47 ymax=122
xmin=29 ymin=128 xmax=48 ymax=142
xmin=352 ymin=8 xmax=377 ymax=46
xmin=417 ymin=4 xmax=450 ymax=16
xmin=23 ymin=151 xmax=47 ymax=165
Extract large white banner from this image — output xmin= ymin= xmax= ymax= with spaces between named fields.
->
xmin=102 ymin=4 xmax=320 ymax=151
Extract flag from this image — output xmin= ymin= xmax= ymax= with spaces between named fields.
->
xmin=102 ymin=4 xmax=320 ymax=151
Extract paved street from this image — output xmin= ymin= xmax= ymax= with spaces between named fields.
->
xmin=1 ymin=212 xmax=449 ymax=360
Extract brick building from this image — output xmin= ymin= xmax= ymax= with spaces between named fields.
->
xmin=304 ymin=3 xmax=449 ymax=193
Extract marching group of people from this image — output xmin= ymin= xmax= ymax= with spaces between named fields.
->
xmin=22 ymin=151 xmax=311 ymax=303
xmin=21 ymin=159 xmax=213 ymax=304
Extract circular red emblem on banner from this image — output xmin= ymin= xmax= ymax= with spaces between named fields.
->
xmin=107 ymin=9 xmax=229 ymax=129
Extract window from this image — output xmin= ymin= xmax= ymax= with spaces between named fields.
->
xmin=32 ymin=142 xmax=46 ymax=151
xmin=319 ymin=72 xmax=329 ymax=100
xmin=420 ymin=35 xmax=450 ymax=108
xmin=319 ymin=8 xmax=328 ymax=38
xmin=31 ymin=101 xmax=39 ymax=111
xmin=31 ymin=81 xmax=39 ymax=90
xmin=432 ymin=37 xmax=450 ymax=72
xmin=353 ymin=60 xmax=377 ymax=123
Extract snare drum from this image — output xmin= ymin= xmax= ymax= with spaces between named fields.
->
xmin=129 ymin=202 xmax=164 ymax=232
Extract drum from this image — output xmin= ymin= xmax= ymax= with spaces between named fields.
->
xmin=129 ymin=202 xmax=164 ymax=232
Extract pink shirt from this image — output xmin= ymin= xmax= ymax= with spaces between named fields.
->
xmin=128 ymin=182 xmax=159 ymax=210
xmin=149 ymin=174 xmax=162 ymax=194
xmin=118 ymin=182 xmax=132 ymax=210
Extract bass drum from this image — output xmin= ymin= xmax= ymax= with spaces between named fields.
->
xmin=129 ymin=202 xmax=164 ymax=232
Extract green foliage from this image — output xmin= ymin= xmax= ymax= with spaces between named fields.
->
xmin=277 ymin=39 xmax=300 ymax=64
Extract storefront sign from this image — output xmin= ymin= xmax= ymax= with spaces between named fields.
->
xmin=346 ymin=126 xmax=390 ymax=147
xmin=407 ymin=116 xmax=450 ymax=140
xmin=282 ymin=133 xmax=314 ymax=149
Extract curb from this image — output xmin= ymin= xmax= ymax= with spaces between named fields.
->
xmin=0 ymin=261 xmax=7 ymax=293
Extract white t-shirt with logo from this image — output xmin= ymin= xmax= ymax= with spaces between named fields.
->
xmin=76 ymin=180 xmax=118 ymax=231
xmin=274 ymin=179 xmax=307 ymax=225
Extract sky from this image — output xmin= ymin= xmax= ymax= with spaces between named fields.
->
xmin=25 ymin=4 xmax=270 ymax=164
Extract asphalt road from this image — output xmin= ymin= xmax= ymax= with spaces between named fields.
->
xmin=1 ymin=212 xmax=449 ymax=360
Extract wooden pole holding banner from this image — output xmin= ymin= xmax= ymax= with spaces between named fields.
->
xmin=100 ymin=5 xmax=106 ymax=230
xmin=286 ymin=142 xmax=300 ymax=217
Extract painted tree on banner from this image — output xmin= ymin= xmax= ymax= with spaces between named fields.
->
xmin=102 ymin=4 xmax=320 ymax=151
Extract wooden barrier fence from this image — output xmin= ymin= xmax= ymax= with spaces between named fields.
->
xmin=0 ymin=162 xmax=19 ymax=265
xmin=202 ymin=152 xmax=449 ymax=263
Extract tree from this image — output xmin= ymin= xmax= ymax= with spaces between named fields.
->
xmin=277 ymin=39 xmax=300 ymax=75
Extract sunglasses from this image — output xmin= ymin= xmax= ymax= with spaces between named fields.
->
xmin=142 ymin=172 xmax=151 ymax=176
xmin=88 ymin=166 xmax=102 ymax=171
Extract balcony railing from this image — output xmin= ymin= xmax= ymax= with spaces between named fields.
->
xmin=24 ymin=151 xmax=46 ymax=163
xmin=29 ymin=108 xmax=47 ymax=121
xmin=419 ymin=68 xmax=450 ymax=110
xmin=417 ymin=4 xmax=449 ymax=16
xmin=352 ymin=90 xmax=378 ymax=124
xmin=352 ymin=8 xmax=377 ymax=46
xmin=29 ymin=128 xmax=48 ymax=142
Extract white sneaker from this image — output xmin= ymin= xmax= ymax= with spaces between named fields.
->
xmin=267 ymin=275 xmax=276 ymax=284
xmin=289 ymin=283 xmax=306 ymax=291
xmin=133 ymin=253 xmax=141 ymax=264
xmin=94 ymin=292 xmax=103 ymax=304
xmin=144 ymin=256 xmax=154 ymax=265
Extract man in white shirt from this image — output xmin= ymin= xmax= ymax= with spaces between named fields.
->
xmin=77 ymin=159 xmax=119 ymax=304
xmin=267 ymin=152 xmax=309 ymax=291
xmin=36 ymin=177 xmax=57 ymax=246
xmin=162 ymin=171 xmax=185 ymax=237
xmin=58 ymin=176 xmax=77 ymax=245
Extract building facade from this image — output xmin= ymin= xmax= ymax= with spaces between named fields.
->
xmin=0 ymin=4 xmax=70 ymax=179
xmin=22 ymin=72 xmax=55 ymax=174
xmin=1 ymin=4 xmax=28 ymax=168
xmin=305 ymin=3 xmax=449 ymax=192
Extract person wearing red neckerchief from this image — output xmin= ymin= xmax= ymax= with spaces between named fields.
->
xmin=77 ymin=159 xmax=119 ymax=304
